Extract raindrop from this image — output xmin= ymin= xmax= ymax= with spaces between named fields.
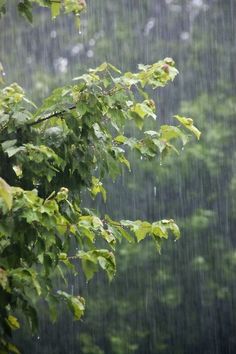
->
xmin=153 ymin=186 xmax=157 ymax=197
xmin=169 ymin=4 xmax=182 ymax=12
xmin=87 ymin=50 xmax=94 ymax=58
xmin=35 ymin=81 xmax=44 ymax=90
xmin=50 ymin=30 xmax=57 ymax=39
xmin=192 ymin=0 xmax=204 ymax=7
xmin=89 ymin=38 xmax=96 ymax=46
xmin=180 ymin=32 xmax=190 ymax=41
xmin=144 ymin=18 xmax=155 ymax=36
xmin=94 ymin=30 xmax=104 ymax=40
xmin=26 ymin=57 xmax=32 ymax=65
xmin=54 ymin=57 xmax=68 ymax=73
xmin=71 ymin=44 xmax=84 ymax=56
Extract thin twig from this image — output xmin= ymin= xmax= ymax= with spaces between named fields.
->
xmin=28 ymin=105 xmax=76 ymax=127
xmin=28 ymin=84 xmax=127 ymax=127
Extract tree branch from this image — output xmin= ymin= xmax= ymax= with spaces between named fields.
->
xmin=28 ymin=84 xmax=126 ymax=127
xmin=28 ymin=105 xmax=76 ymax=127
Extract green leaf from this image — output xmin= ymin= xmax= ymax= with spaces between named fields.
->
xmin=160 ymin=125 xmax=188 ymax=145
xmin=10 ymin=268 xmax=42 ymax=296
xmin=0 ymin=268 xmax=8 ymax=289
xmin=5 ymin=342 xmax=20 ymax=354
xmin=2 ymin=139 xmax=25 ymax=157
xmin=120 ymin=220 xmax=151 ymax=242
xmin=0 ymin=177 xmax=12 ymax=210
xmin=74 ymin=15 xmax=81 ymax=29
xmin=18 ymin=1 xmax=33 ymax=23
xmin=108 ymin=63 xmax=121 ymax=74
xmin=151 ymin=222 xmax=168 ymax=239
xmin=174 ymin=115 xmax=201 ymax=140
xmin=76 ymin=102 xmax=87 ymax=116
xmin=134 ymin=221 xmax=151 ymax=242
xmin=1 ymin=139 xmax=17 ymax=151
xmin=132 ymin=102 xmax=156 ymax=120
xmin=57 ymin=291 xmax=85 ymax=320
xmin=0 ymin=0 xmax=6 ymax=9
xmin=116 ymin=154 xmax=130 ymax=171
xmin=97 ymin=251 xmax=116 ymax=281
xmin=23 ymin=96 xmax=37 ymax=108
xmin=114 ymin=135 xmax=127 ymax=144
xmin=117 ymin=227 xmax=134 ymax=243
xmin=169 ymin=221 xmax=181 ymax=240
xmin=89 ymin=62 xmax=108 ymax=73
xmin=6 ymin=316 xmax=20 ymax=330
xmin=51 ymin=1 xmax=61 ymax=19
xmin=13 ymin=111 xmax=31 ymax=126
xmin=78 ymin=250 xmax=116 ymax=281
xmin=69 ymin=296 xmax=85 ymax=320
xmin=81 ymin=259 xmax=98 ymax=281
xmin=46 ymin=295 xmax=59 ymax=323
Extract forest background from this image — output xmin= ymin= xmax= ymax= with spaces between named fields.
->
xmin=0 ymin=0 xmax=236 ymax=353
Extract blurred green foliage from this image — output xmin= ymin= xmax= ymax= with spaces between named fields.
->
xmin=0 ymin=8 xmax=199 ymax=350
xmin=1 ymin=0 xmax=236 ymax=353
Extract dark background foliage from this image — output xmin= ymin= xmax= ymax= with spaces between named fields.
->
xmin=1 ymin=0 xmax=236 ymax=353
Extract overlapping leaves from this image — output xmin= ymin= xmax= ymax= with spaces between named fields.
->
xmin=0 ymin=60 xmax=200 ymax=352
xmin=0 ymin=0 xmax=87 ymax=23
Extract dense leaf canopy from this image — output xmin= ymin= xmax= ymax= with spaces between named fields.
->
xmin=0 ymin=54 xmax=199 ymax=352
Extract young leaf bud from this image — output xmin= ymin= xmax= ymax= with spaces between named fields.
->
xmin=161 ymin=64 xmax=169 ymax=73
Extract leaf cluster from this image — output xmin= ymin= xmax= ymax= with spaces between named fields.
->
xmin=0 ymin=59 xmax=199 ymax=352
xmin=0 ymin=0 xmax=86 ymax=24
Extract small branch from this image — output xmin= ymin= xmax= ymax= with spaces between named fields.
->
xmin=28 ymin=105 xmax=76 ymax=127
xmin=27 ymin=84 xmax=127 ymax=127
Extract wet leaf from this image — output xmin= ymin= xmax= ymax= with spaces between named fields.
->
xmin=51 ymin=1 xmax=61 ymax=19
xmin=0 ymin=177 xmax=12 ymax=210
xmin=6 ymin=316 xmax=20 ymax=330
xmin=174 ymin=115 xmax=201 ymax=140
